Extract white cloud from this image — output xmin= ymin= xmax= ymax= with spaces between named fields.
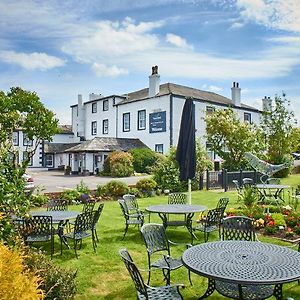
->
xmin=269 ymin=36 xmax=300 ymax=44
xmin=166 ymin=33 xmax=193 ymax=49
xmin=62 ymin=18 xmax=163 ymax=63
xmin=229 ymin=22 xmax=244 ymax=30
xmin=236 ymin=0 xmax=300 ymax=33
xmin=0 ymin=51 xmax=65 ymax=70
xmin=91 ymin=63 xmax=128 ymax=77
xmin=201 ymin=84 xmax=223 ymax=92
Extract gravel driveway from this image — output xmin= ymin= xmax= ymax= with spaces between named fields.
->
xmin=27 ymin=168 xmax=150 ymax=193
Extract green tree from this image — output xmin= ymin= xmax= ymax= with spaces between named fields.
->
xmin=0 ymin=87 xmax=59 ymax=244
xmin=290 ymin=127 xmax=300 ymax=153
xmin=260 ymin=94 xmax=295 ymax=176
xmin=205 ymin=108 xmax=263 ymax=171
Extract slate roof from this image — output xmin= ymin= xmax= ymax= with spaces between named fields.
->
xmin=118 ymin=82 xmax=259 ymax=111
xmin=44 ymin=142 xmax=80 ymax=154
xmin=64 ymin=137 xmax=148 ymax=153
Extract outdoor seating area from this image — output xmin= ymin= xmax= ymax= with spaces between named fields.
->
xmin=7 ymin=175 xmax=300 ymax=299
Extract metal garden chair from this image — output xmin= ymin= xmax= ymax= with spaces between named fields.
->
xmin=166 ymin=192 xmax=188 ymax=227
xmin=232 ymin=180 xmax=242 ymax=201
xmin=192 ymin=207 xmax=224 ymax=243
xmin=119 ymin=248 xmax=184 ymax=300
xmin=216 ymin=197 xmax=229 ymax=211
xmin=215 ymin=216 xmax=274 ymax=300
xmin=221 ymin=216 xmax=257 ymax=241
xmin=168 ymin=193 xmax=187 ymax=205
xmin=47 ymin=199 xmax=68 ymax=211
xmin=242 ymin=177 xmax=254 ymax=187
xmin=140 ymin=223 xmax=192 ymax=285
xmin=23 ymin=215 xmax=54 ymax=259
xmin=82 ymin=199 xmax=96 ymax=213
xmin=123 ymin=194 xmax=150 ymax=222
xmin=92 ymin=203 xmax=104 ymax=242
xmin=60 ymin=211 xmax=96 ymax=258
xmin=118 ymin=199 xmax=144 ymax=239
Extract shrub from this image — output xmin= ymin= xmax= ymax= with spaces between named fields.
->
xmin=29 ymin=186 xmax=49 ymax=207
xmin=0 ymin=243 xmax=43 ymax=299
xmin=76 ymin=180 xmax=90 ymax=194
xmin=129 ymin=148 xmax=158 ymax=173
xmin=101 ymin=155 xmax=111 ymax=175
xmin=60 ymin=189 xmax=81 ymax=203
xmin=152 ymin=147 xmax=186 ymax=192
xmin=271 ymin=213 xmax=286 ymax=227
xmin=284 ymin=211 xmax=300 ymax=227
xmin=136 ymin=178 xmax=157 ymax=197
xmin=109 ymin=151 xmax=134 ymax=177
xmin=24 ymin=248 xmax=76 ymax=300
xmin=101 ymin=180 xmax=129 ymax=199
xmin=239 ymin=186 xmax=258 ymax=208
xmin=245 ymin=205 xmax=264 ymax=220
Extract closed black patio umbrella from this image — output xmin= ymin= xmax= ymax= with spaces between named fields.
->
xmin=176 ymin=97 xmax=196 ymax=204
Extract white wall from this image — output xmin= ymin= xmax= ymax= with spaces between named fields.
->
xmin=84 ymin=97 xmax=117 ymax=140
xmin=117 ymin=94 xmax=171 ymax=153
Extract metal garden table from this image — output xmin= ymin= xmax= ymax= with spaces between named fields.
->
xmin=146 ymin=204 xmax=207 ymax=241
xmin=29 ymin=210 xmax=80 ymax=224
xmin=182 ymin=240 xmax=300 ymax=300
xmin=29 ymin=210 xmax=80 ymax=248
xmin=255 ymin=184 xmax=290 ymax=203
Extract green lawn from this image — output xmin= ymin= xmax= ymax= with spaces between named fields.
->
xmin=43 ymin=175 xmax=300 ymax=299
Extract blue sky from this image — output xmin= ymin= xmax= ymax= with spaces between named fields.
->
xmin=1 ymin=0 xmax=300 ymax=124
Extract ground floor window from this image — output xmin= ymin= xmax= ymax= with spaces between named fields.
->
xmin=45 ymin=154 xmax=54 ymax=167
xmin=155 ymin=144 xmax=163 ymax=154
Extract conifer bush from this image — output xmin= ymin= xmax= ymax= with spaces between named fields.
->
xmin=0 ymin=243 xmax=43 ymax=300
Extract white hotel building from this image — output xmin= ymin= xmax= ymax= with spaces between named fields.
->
xmin=22 ymin=66 xmax=272 ymax=173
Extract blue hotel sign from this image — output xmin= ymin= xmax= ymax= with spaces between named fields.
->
xmin=149 ymin=111 xmax=166 ymax=133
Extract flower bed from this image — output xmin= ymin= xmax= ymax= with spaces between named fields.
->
xmin=226 ymin=204 xmax=300 ymax=244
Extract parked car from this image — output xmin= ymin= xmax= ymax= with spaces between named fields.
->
xmin=23 ymin=173 xmax=34 ymax=193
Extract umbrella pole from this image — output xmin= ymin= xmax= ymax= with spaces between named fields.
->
xmin=188 ymin=179 xmax=192 ymax=204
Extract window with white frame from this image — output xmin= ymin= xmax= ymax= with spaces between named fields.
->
xmin=45 ymin=154 xmax=54 ymax=167
xmin=103 ymin=99 xmax=109 ymax=111
xmin=103 ymin=119 xmax=108 ymax=134
xmin=244 ymin=112 xmax=252 ymax=123
xmin=92 ymin=102 xmax=97 ymax=113
xmin=155 ymin=144 xmax=163 ymax=154
xmin=91 ymin=121 xmax=97 ymax=135
xmin=23 ymin=134 xmax=33 ymax=146
xmin=138 ymin=110 xmax=146 ymax=130
xmin=13 ymin=131 xmax=19 ymax=146
xmin=123 ymin=113 xmax=130 ymax=132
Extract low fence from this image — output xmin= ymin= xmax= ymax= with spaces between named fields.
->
xmin=199 ymin=169 xmax=262 ymax=191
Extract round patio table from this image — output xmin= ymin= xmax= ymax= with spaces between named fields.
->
xmin=182 ymin=240 xmax=300 ymax=299
xmin=30 ymin=210 xmax=80 ymax=224
xmin=146 ymin=204 xmax=207 ymax=241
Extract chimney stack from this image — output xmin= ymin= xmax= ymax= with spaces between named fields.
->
xmin=77 ymin=94 xmax=85 ymax=137
xmin=231 ymin=82 xmax=241 ymax=106
xmin=148 ymin=65 xmax=160 ymax=98
xmin=262 ymin=96 xmax=272 ymax=112
xmin=89 ymin=93 xmax=102 ymax=101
